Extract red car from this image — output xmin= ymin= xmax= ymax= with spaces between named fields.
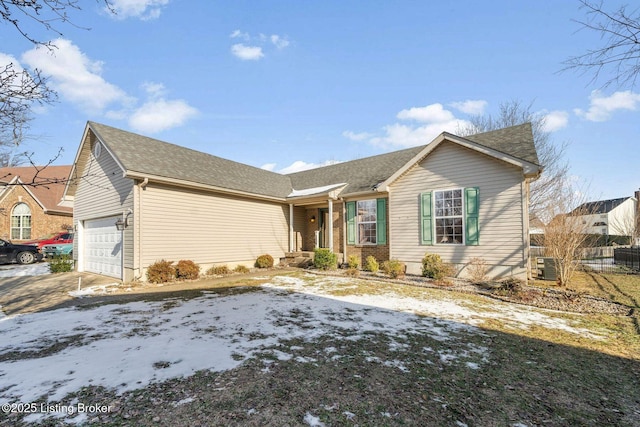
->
xmin=24 ymin=232 xmax=74 ymax=249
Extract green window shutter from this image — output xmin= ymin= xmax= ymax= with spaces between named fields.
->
xmin=346 ymin=201 xmax=356 ymax=245
xmin=465 ymin=187 xmax=480 ymax=246
xmin=420 ymin=192 xmax=433 ymax=245
xmin=376 ymin=198 xmax=387 ymax=245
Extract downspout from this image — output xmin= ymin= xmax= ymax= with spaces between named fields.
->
xmin=138 ymin=178 xmax=149 ymax=280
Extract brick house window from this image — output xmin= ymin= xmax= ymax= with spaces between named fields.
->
xmin=346 ymin=198 xmax=387 ymax=246
xmin=11 ymin=203 xmax=31 ymax=240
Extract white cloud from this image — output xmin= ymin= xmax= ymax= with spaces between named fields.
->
xmin=541 ymin=110 xmax=569 ymax=132
xmin=574 ymin=90 xmax=640 ymax=122
xmin=141 ymin=81 xmax=167 ymax=98
xmin=260 ymin=163 xmax=277 ymax=171
xmin=229 ymin=31 xmax=290 ymax=60
xmin=361 ymin=103 xmax=471 ymax=149
xmin=230 ymin=44 xmax=264 ymax=61
xmin=230 ymin=30 xmax=250 ymax=40
xmin=342 ymin=130 xmax=373 ymax=141
xmin=21 ymin=39 xmax=129 ymax=113
xmin=270 ymin=35 xmax=290 ymax=49
xmin=129 ymin=98 xmax=198 ymax=133
xmin=370 ymin=120 xmax=469 ymax=149
xmin=396 ymin=103 xmax=455 ymax=123
xmin=449 ymin=100 xmax=488 ymax=115
xmin=108 ymin=0 xmax=169 ymax=20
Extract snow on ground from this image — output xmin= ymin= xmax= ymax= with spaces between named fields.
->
xmin=0 ymin=262 xmax=49 ymax=278
xmin=0 ymin=273 xmax=598 ymax=423
xmin=266 ymin=273 xmax=600 ymax=337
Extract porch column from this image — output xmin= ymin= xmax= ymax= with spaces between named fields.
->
xmin=289 ymin=204 xmax=294 ymax=252
xmin=328 ymin=199 xmax=334 ymax=251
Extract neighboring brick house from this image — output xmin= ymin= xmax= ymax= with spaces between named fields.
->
xmin=0 ymin=166 xmax=73 ymax=242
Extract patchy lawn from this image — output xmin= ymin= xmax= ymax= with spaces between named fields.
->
xmin=1 ymin=272 xmax=638 ymax=426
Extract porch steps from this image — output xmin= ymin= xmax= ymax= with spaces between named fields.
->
xmin=281 ymin=251 xmax=344 ymax=268
xmin=281 ymin=252 xmax=315 ymax=268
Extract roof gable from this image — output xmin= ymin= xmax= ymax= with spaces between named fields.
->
xmin=87 ymin=122 xmax=293 ymax=199
xmin=0 ymin=166 xmax=73 ymax=213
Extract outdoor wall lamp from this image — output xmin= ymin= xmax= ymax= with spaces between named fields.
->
xmin=310 ymin=216 xmax=316 ymax=223
xmin=115 ymin=218 xmax=128 ymax=231
xmin=115 ymin=208 xmax=133 ymax=231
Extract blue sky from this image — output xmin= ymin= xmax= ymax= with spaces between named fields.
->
xmin=2 ymin=0 xmax=639 ymax=202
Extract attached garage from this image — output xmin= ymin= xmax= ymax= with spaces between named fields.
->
xmin=83 ymin=216 xmax=122 ymax=279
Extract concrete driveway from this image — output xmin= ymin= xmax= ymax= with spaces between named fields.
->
xmin=0 ymin=263 xmax=118 ymax=316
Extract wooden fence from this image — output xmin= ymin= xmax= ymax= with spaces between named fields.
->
xmin=531 ymin=246 xmax=621 ymax=260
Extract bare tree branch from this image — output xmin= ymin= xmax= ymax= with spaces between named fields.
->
xmin=563 ymin=0 xmax=640 ymax=89
xmin=456 ymin=100 xmax=569 ymax=222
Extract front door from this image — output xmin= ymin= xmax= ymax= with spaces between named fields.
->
xmin=318 ymin=208 xmax=330 ymax=248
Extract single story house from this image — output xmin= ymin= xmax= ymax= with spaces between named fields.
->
xmin=63 ymin=121 xmax=540 ymax=281
xmin=0 ymin=166 xmax=73 ymax=242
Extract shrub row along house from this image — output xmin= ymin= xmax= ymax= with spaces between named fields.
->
xmin=62 ymin=121 xmax=540 ymax=281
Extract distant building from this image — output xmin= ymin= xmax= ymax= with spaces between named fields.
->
xmin=0 ymin=166 xmax=73 ymax=241
xmin=569 ymin=195 xmax=638 ymax=241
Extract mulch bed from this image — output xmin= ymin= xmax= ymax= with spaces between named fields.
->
xmin=311 ymin=269 xmax=633 ymax=316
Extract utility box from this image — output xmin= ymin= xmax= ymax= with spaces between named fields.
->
xmin=536 ymin=257 xmax=558 ymax=281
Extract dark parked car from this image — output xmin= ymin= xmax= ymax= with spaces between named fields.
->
xmin=0 ymin=239 xmax=43 ymax=264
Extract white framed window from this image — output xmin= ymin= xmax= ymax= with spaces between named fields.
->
xmin=11 ymin=203 xmax=31 ymax=240
xmin=434 ymin=189 xmax=463 ymax=244
xmin=357 ymin=200 xmax=377 ymax=245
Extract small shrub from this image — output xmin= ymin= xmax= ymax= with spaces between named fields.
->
xmin=345 ymin=267 xmax=360 ymax=277
xmin=233 ymin=265 xmax=250 ymax=274
xmin=314 ymin=248 xmax=337 ymax=270
xmin=500 ymin=276 xmax=523 ymax=293
xmin=147 ymin=260 xmax=175 ymax=284
xmin=347 ymin=255 xmax=360 ymax=269
xmin=207 ymin=265 xmax=231 ymax=276
xmin=421 ymin=253 xmax=454 ymax=280
xmin=365 ymin=255 xmax=379 ymax=273
xmin=382 ymin=259 xmax=405 ymax=279
xmin=175 ymin=260 xmax=200 ymax=280
xmin=255 ymin=254 xmax=274 ymax=269
xmin=48 ymin=255 xmax=74 ymax=273
xmin=467 ymin=257 xmax=488 ymax=284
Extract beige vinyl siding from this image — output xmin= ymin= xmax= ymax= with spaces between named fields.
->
xmin=389 ymin=141 xmax=527 ymax=279
xmin=73 ymin=133 xmax=134 ymax=274
xmin=292 ymin=206 xmax=306 ymax=251
xmin=140 ymin=183 xmax=289 ymax=268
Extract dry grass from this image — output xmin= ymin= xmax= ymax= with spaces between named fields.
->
xmin=4 ymin=271 xmax=640 ymax=426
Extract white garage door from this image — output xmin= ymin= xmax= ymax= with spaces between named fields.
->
xmin=84 ymin=216 xmax=122 ymax=279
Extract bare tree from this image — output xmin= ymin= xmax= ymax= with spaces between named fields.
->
xmin=0 ymin=62 xmax=56 ymax=142
xmin=543 ymin=186 xmax=593 ymax=287
xmin=457 ymin=100 xmax=569 ymax=222
xmin=564 ymin=0 xmax=640 ymax=89
xmin=1 ymin=1 xmax=112 ymax=182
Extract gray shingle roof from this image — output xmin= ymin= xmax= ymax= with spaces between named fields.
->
xmin=461 ymin=123 xmax=539 ymax=165
xmin=571 ymin=197 xmax=631 ymax=215
xmin=89 ymin=122 xmax=293 ymax=198
xmin=88 ymin=121 xmax=537 ymax=200
xmin=287 ymin=146 xmax=425 ymax=196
